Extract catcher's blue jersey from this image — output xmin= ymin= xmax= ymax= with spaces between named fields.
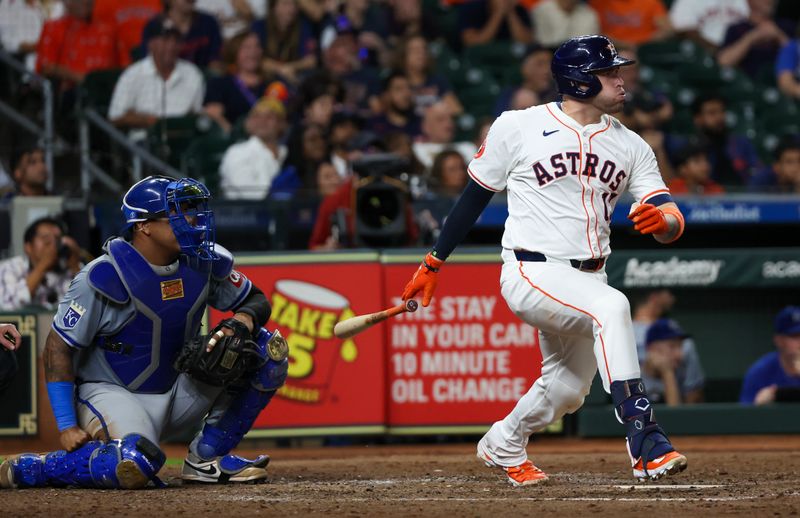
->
xmin=52 ymin=238 xmax=252 ymax=393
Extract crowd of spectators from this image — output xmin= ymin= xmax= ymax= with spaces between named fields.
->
xmin=0 ymin=0 xmax=799 ymax=409
xmin=2 ymin=0 xmax=800 ymax=237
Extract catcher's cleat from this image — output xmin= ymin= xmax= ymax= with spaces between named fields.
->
xmin=0 ymin=456 xmax=19 ymax=488
xmin=477 ymin=441 xmax=548 ymax=487
xmin=0 ymin=454 xmax=45 ymax=489
xmin=631 ymin=449 xmax=688 ymax=481
xmin=182 ymin=452 xmax=270 ymax=483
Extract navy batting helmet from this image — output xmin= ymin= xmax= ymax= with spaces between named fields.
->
xmin=551 ymin=35 xmax=634 ymax=99
xmin=122 ymin=175 xmax=216 ymax=262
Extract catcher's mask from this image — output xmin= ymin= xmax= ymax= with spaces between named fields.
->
xmin=122 ymin=176 xmax=217 ymax=263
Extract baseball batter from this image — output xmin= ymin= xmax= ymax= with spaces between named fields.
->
xmin=1 ymin=176 xmax=289 ymax=489
xmin=402 ymin=35 xmax=687 ymax=486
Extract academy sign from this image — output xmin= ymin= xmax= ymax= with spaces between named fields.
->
xmin=623 ymin=257 xmax=724 ymax=287
xmin=763 ymin=261 xmax=800 ymax=279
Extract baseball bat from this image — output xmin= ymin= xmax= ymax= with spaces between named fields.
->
xmin=334 ymin=299 xmax=419 ymax=339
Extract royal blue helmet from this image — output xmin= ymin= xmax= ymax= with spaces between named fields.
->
xmin=122 ymin=175 xmax=216 ymax=262
xmin=551 ymin=35 xmax=634 ymax=99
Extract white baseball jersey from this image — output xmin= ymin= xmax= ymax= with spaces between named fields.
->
xmin=468 ymin=102 xmax=670 ymax=261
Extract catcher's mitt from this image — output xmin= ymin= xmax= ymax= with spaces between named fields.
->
xmin=173 ymin=318 xmax=265 ymax=387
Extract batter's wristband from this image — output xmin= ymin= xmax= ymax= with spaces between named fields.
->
xmin=46 ymin=381 xmax=78 ymax=432
xmin=660 ymin=206 xmax=685 ymax=243
xmin=423 ymin=253 xmax=443 ymax=272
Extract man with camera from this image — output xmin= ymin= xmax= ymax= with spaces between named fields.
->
xmin=0 ymin=216 xmax=86 ymax=311
xmin=308 ymin=153 xmax=420 ymax=250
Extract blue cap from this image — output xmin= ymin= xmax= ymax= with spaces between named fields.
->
xmin=646 ymin=318 xmax=689 ymax=346
xmin=775 ymin=306 xmax=800 ymax=335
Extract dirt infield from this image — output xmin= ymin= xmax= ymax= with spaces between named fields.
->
xmin=3 ymin=435 xmax=799 ymax=517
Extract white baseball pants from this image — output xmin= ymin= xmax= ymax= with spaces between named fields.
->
xmin=479 ymin=249 xmax=641 ymax=467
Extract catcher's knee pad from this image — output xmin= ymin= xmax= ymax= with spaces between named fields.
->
xmin=196 ymin=329 xmax=288 ymax=460
xmin=89 ymin=433 xmax=166 ymax=489
xmin=251 ymin=330 xmax=289 ymax=392
xmin=611 ymin=379 xmax=674 ymax=462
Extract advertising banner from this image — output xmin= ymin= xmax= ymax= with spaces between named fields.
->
xmin=383 ymin=259 xmax=543 ymax=432
xmin=606 ymin=248 xmax=800 ymax=288
xmin=210 ymin=252 xmax=562 ymax=436
xmin=210 ymin=253 xmax=387 ymax=436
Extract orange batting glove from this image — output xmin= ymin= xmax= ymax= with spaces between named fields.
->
xmin=628 ymin=203 xmax=669 ymax=235
xmin=402 ymin=252 xmax=443 ymax=307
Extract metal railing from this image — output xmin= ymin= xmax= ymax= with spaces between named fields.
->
xmin=0 ymin=50 xmax=54 ymax=191
xmin=79 ymin=108 xmax=180 ymax=193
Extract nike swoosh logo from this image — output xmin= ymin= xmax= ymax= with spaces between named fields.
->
xmin=543 ymin=129 xmax=559 ymax=137
xmin=185 ymin=460 xmax=218 ymax=476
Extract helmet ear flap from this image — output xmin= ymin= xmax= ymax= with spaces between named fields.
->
xmin=552 ymin=67 xmax=602 ymax=100
xmin=121 ymin=176 xmax=176 ymax=231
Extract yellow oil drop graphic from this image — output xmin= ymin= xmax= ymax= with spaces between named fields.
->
xmin=340 ymin=339 xmax=358 ymax=362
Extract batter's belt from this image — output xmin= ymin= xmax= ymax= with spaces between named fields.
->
xmin=513 ymin=250 xmax=606 ymax=272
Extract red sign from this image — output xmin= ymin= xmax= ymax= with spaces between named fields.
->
xmin=210 ymin=256 xmax=544 ymax=435
xmin=211 ymin=259 xmax=386 ymax=431
xmin=383 ymin=263 xmax=542 ymax=427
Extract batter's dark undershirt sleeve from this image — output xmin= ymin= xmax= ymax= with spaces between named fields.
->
xmin=233 ymin=284 xmax=270 ymax=330
xmin=431 ymin=179 xmax=496 ymax=261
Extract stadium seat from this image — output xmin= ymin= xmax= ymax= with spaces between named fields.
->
xmin=666 ymin=108 xmax=695 ymax=135
xmin=443 ymin=59 xmax=469 ymax=90
xmin=147 ymin=115 xmax=221 ymax=169
xmin=640 ymin=66 xmax=680 ymax=99
xmin=462 ymin=41 xmax=527 ymax=86
xmin=78 ymin=68 xmax=123 ymax=113
xmin=718 ymin=67 xmax=758 ymax=105
xmin=756 ymin=134 xmax=778 ymax=163
xmin=430 ymin=41 xmax=468 ymax=88
xmin=422 ymin=0 xmax=460 ymax=50
xmin=637 ymin=38 xmax=709 ymax=68
xmin=760 ymin=102 xmax=800 ymax=132
xmin=665 ymin=85 xmax=698 ymax=110
xmin=727 ymin=107 xmax=759 ymax=139
xmin=180 ymin=134 xmax=233 ymax=197
xmin=754 ymin=62 xmax=777 ymax=88
xmin=756 ymin=88 xmax=800 ymax=120
xmin=457 ymin=77 xmax=501 ymax=119
xmin=677 ymin=58 xmax=725 ymax=88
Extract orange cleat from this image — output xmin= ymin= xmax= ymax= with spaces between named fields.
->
xmin=631 ymin=450 xmax=688 ymax=481
xmin=499 ymin=460 xmax=549 ymax=487
xmin=477 ymin=441 xmax=549 ymax=487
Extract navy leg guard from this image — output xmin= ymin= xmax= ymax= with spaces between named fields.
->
xmin=92 ymin=434 xmax=166 ymax=489
xmin=196 ymin=328 xmax=289 ymax=460
xmin=1 ymin=434 xmax=165 ymax=489
xmin=611 ymin=379 xmax=674 ymax=473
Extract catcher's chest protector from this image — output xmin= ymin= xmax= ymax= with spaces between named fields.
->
xmin=91 ymin=238 xmax=210 ymax=393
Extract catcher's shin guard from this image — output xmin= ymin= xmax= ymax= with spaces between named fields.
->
xmin=611 ymin=379 xmax=675 ymax=473
xmin=1 ymin=434 xmax=165 ymax=489
xmin=195 ymin=328 xmax=288 ymax=460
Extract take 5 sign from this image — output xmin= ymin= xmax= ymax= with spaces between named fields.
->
xmin=210 ymin=252 xmax=542 ymax=436
xmin=210 ymin=253 xmax=388 ymax=436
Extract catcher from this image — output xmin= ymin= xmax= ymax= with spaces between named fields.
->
xmin=0 ymin=176 xmax=289 ymax=489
